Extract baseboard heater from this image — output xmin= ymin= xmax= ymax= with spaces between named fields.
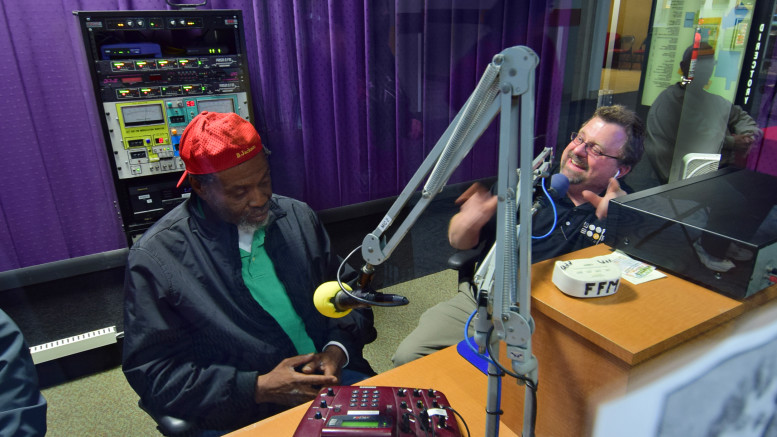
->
xmin=29 ymin=326 xmax=118 ymax=364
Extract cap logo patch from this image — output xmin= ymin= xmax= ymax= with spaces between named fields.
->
xmin=236 ymin=145 xmax=256 ymax=159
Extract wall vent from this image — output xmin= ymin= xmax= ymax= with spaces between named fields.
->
xmin=30 ymin=326 xmax=117 ymax=364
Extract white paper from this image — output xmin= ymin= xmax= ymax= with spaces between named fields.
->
xmin=592 ymin=250 xmax=667 ymax=284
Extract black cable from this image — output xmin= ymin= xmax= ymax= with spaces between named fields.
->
xmin=444 ymin=406 xmax=471 ymax=437
xmin=528 ymin=382 xmax=538 ymax=437
xmin=334 ymin=245 xmax=404 ymax=307
xmin=484 ymin=327 xmax=537 ymax=389
xmin=485 ymin=326 xmax=538 ymax=436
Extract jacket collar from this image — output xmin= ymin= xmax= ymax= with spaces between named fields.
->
xmin=187 ymin=193 xmax=288 ymax=241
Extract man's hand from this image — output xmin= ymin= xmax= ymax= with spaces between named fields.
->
xmin=732 ymin=132 xmax=755 ymax=152
xmin=731 ymin=133 xmax=757 ymax=167
xmin=299 ymin=345 xmax=347 ymax=381
xmin=448 ymin=183 xmax=498 ymax=250
xmin=254 ymin=354 xmax=339 ymax=406
xmin=581 ymin=177 xmax=626 ymax=220
xmin=454 ymin=182 xmax=489 ymax=206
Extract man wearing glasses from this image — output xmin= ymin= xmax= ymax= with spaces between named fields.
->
xmin=393 ymin=105 xmax=645 ymax=366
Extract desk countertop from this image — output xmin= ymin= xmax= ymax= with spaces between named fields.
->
xmin=530 ymin=245 xmax=777 ymax=365
xmin=228 ymin=245 xmax=777 ymax=436
xmin=227 ymin=345 xmax=519 ymax=436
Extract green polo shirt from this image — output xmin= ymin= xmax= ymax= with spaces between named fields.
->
xmin=239 ymin=228 xmax=316 ymax=355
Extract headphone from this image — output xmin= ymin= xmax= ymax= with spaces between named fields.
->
xmin=614 ymin=169 xmax=621 ymax=179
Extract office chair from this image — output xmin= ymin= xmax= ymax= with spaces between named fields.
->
xmin=631 ymin=37 xmax=647 ymax=70
xmin=610 ymin=35 xmax=635 ymax=69
xmin=447 ymin=241 xmax=487 ymax=287
xmin=138 ymin=400 xmax=199 ymax=437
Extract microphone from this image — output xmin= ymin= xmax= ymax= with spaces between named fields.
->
xmin=313 ymin=281 xmax=410 ymax=318
xmin=532 ymin=173 xmax=570 ymax=213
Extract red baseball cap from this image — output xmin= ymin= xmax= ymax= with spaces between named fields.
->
xmin=176 ymin=111 xmax=263 ymax=187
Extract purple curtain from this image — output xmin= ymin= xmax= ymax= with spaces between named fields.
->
xmin=253 ymin=1 xmax=566 ymax=206
xmin=0 ymin=0 xmax=131 ymax=271
xmin=0 ymin=0 xmax=563 ymax=272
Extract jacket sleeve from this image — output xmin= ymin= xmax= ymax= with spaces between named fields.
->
xmin=122 ymin=247 xmax=261 ymax=428
xmin=721 ymin=105 xmax=762 ymax=167
xmin=305 ymin=206 xmax=377 ymax=368
xmin=727 ymin=104 xmax=762 ymax=137
xmin=0 ymin=310 xmax=47 ymax=437
xmin=723 ymin=104 xmax=763 ymax=148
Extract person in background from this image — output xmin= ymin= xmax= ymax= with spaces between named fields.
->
xmin=392 ymin=105 xmax=645 ymax=366
xmin=645 ymin=43 xmax=762 ymax=185
xmin=122 ymin=111 xmax=376 ymax=434
xmin=0 ymin=308 xmax=47 ymax=436
xmin=646 ymin=43 xmax=765 ymax=272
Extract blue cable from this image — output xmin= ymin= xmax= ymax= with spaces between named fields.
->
xmin=532 ymin=178 xmax=559 ymax=239
xmin=464 ymin=309 xmax=498 ymax=366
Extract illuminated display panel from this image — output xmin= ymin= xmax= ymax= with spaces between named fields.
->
xmin=121 ymin=104 xmax=165 ymax=127
xmin=197 ymin=98 xmax=235 ymax=114
xmin=339 ymin=420 xmax=380 ymax=428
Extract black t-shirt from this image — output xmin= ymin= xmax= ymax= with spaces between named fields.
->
xmin=480 ymin=194 xmax=607 ymax=264
xmin=478 ymin=167 xmax=634 ymax=264
xmin=530 ymin=196 xmax=607 ymax=262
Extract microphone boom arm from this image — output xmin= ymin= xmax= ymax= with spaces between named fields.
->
xmin=358 ymin=46 xmax=541 ymax=436
xmin=361 ymin=71 xmax=501 ymax=267
xmin=361 ymin=48 xmax=538 ymax=266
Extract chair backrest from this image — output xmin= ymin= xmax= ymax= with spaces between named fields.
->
xmin=681 ymin=153 xmax=721 ymax=179
xmin=616 ymin=35 xmax=636 ymax=51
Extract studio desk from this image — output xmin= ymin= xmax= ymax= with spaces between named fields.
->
xmin=227 ymin=244 xmax=777 ymax=437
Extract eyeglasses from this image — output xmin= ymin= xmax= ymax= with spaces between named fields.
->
xmin=570 ymin=133 xmax=621 ymax=160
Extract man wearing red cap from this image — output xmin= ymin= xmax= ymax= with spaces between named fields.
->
xmin=122 ymin=112 xmax=376 ymax=433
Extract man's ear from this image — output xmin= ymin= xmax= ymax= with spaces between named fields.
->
xmin=189 ymin=175 xmax=205 ymax=198
xmin=615 ymin=165 xmax=631 ymax=179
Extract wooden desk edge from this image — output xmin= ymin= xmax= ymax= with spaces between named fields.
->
xmin=530 ymin=245 xmax=777 ymax=366
xmin=533 ymin=297 xmax=755 ymax=366
xmin=226 ymin=346 xmax=520 ymax=437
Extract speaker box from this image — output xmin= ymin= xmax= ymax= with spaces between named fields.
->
xmin=607 ymin=168 xmax=777 ymax=299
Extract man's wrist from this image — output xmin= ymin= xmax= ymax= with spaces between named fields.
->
xmin=324 ymin=342 xmax=348 ymax=368
xmin=254 ymin=373 xmax=268 ymax=404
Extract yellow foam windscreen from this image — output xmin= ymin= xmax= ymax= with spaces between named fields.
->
xmin=313 ymin=281 xmax=352 ymax=318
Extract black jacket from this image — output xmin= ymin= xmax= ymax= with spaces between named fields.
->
xmin=122 ymin=193 xmax=375 ymax=431
xmin=0 ymin=309 xmax=47 ymax=436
